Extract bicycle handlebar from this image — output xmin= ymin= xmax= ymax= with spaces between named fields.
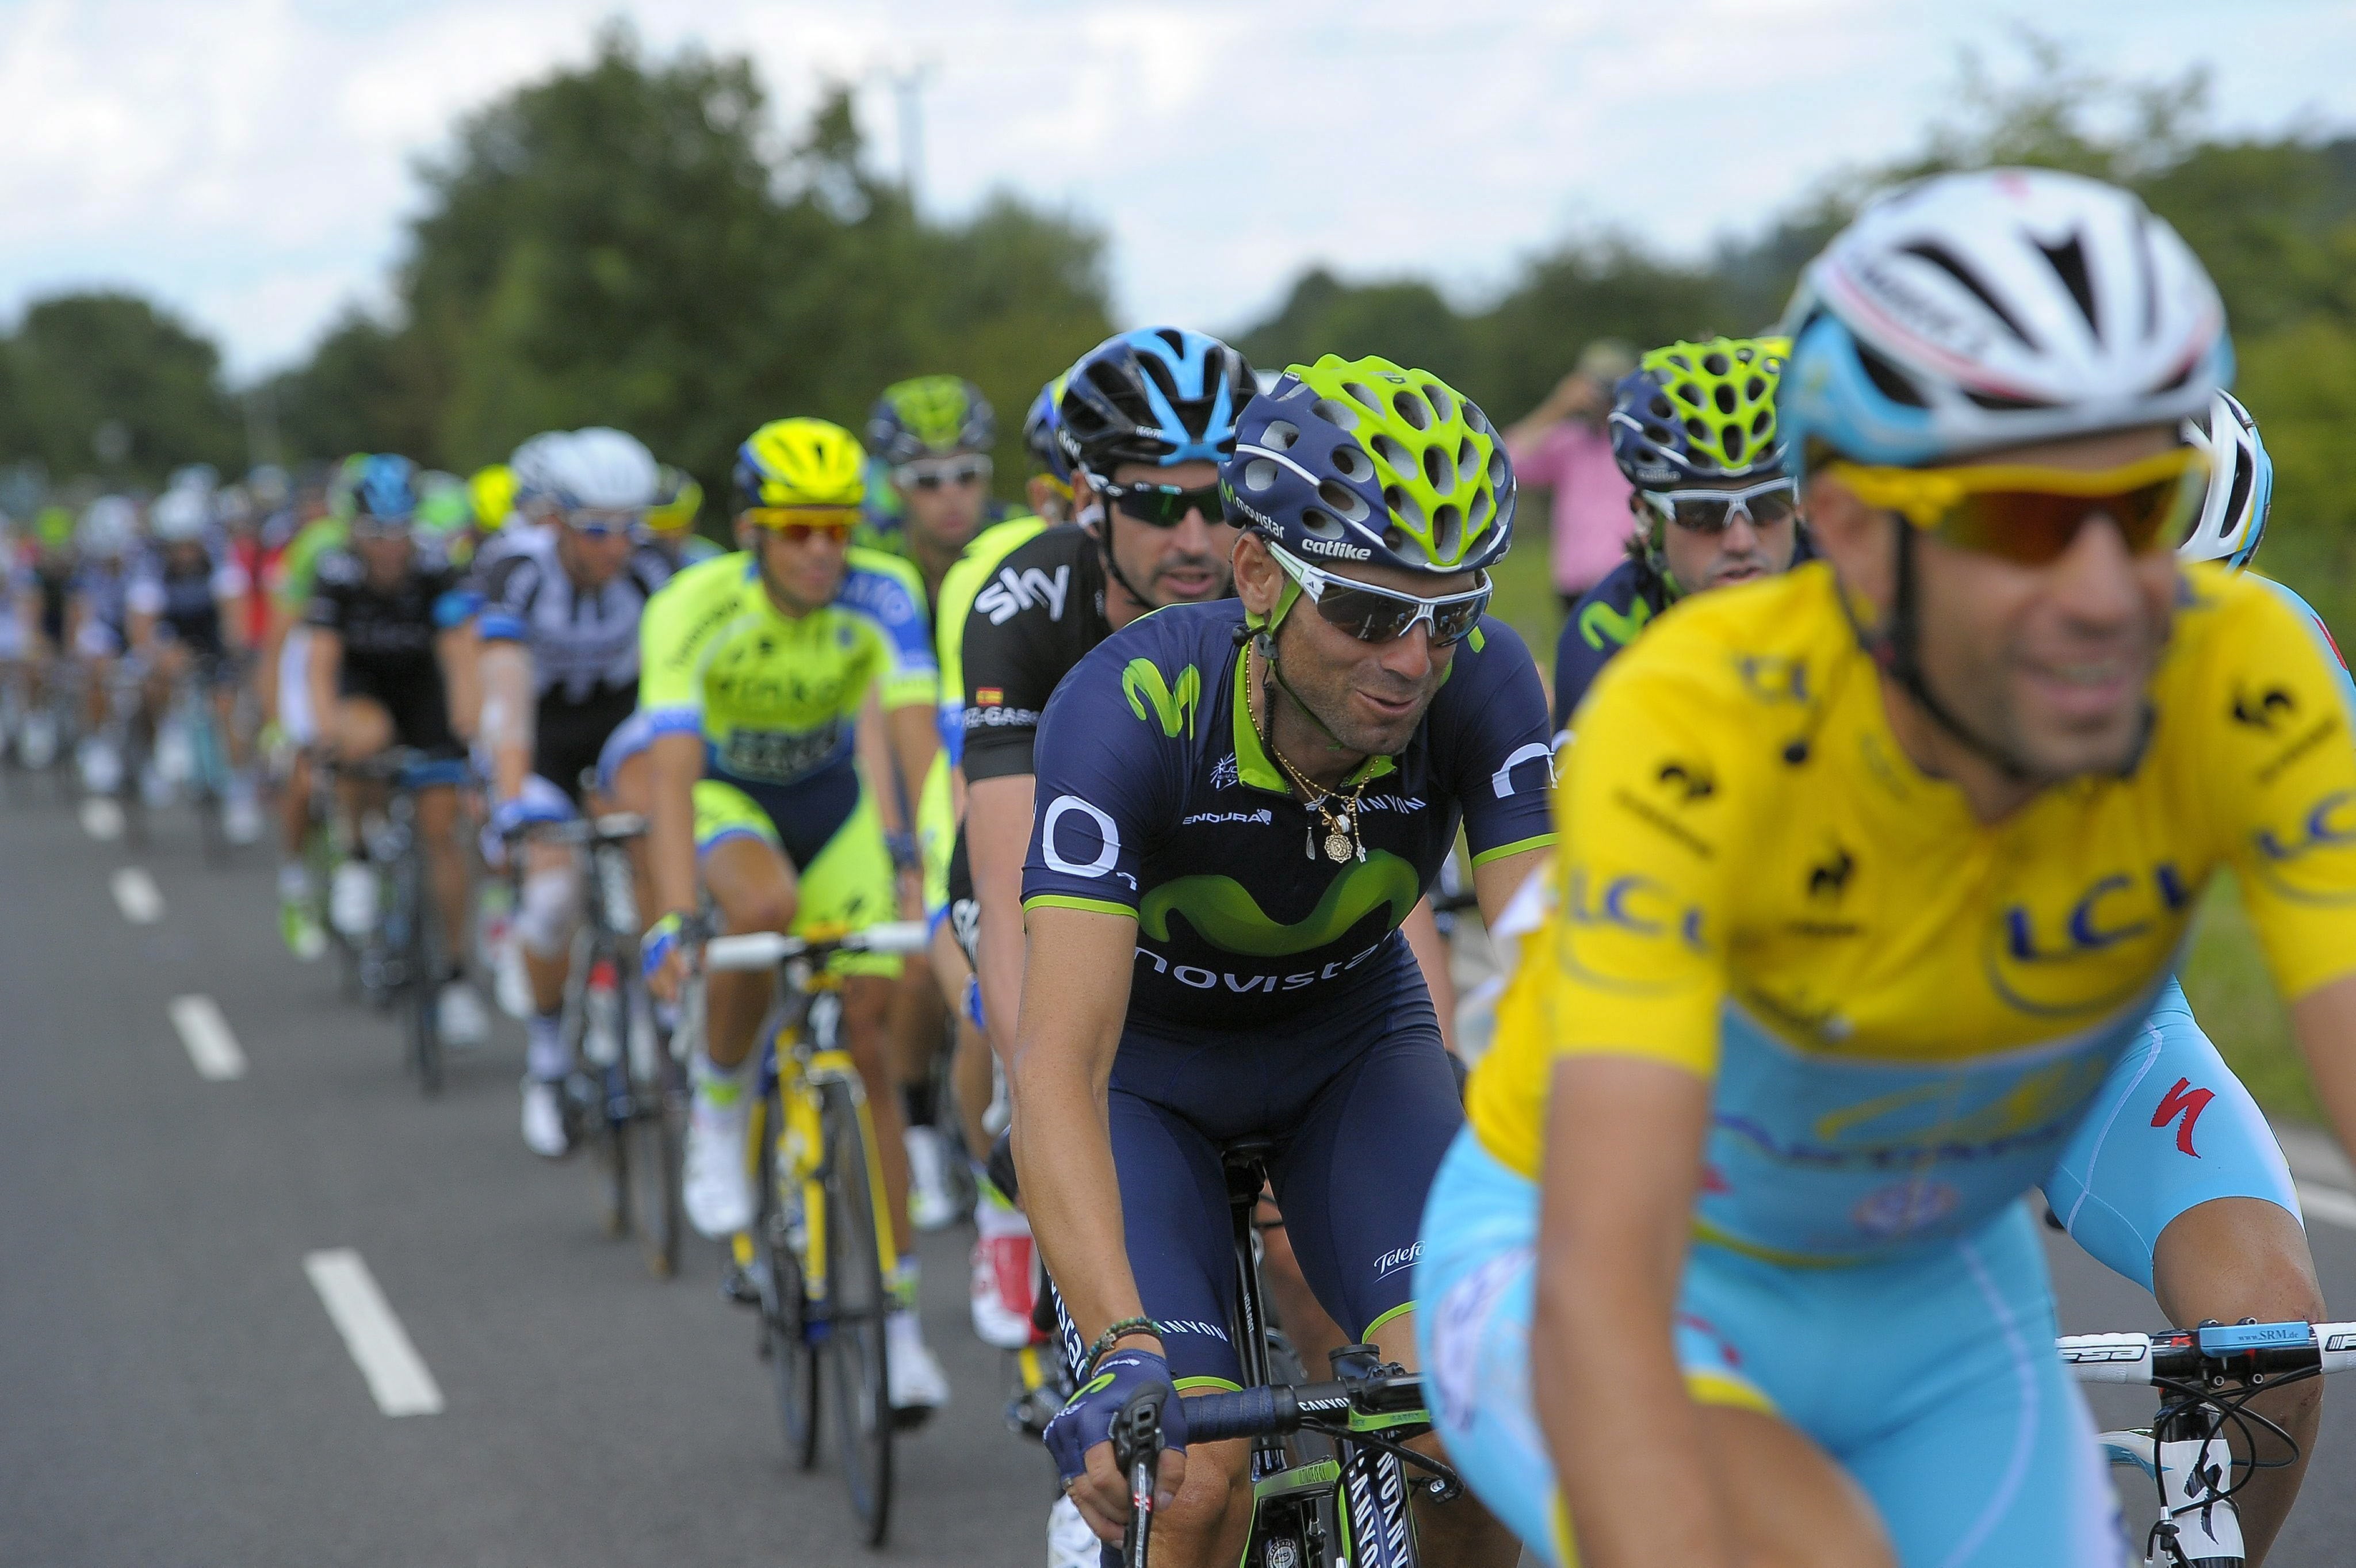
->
xmin=702 ymin=920 xmax=931 ymax=969
xmin=1180 ymin=1372 xmax=1427 ymax=1443
xmin=516 ymin=812 xmax=647 ymax=846
xmin=2060 ymin=1319 xmax=2356 ymax=1385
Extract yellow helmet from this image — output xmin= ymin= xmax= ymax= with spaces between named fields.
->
xmin=733 ymin=418 xmax=866 ymax=511
xmin=467 ymin=464 xmax=516 ymax=528
xmin=647 ymin=465 xmax=703 ymax=534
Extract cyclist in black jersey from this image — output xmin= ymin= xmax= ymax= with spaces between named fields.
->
xmin=14 ymin=506 xmax=81 ymax=769
xmin=304 ymin=456 xmax=487 ymax=1047
xmin=474 ymin=429 xmax=672 ymax=1156
xmin=1017 ymin=355 xmax=1552 ymax=1568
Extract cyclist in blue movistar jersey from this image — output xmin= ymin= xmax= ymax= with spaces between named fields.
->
xmin=1018 ymin=354 xmax=1552 ymax=1568
xmin=1539 ymin=340 xmax=2332 ymax=1562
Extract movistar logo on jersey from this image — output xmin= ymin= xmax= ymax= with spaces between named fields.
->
xmin=1138 ymin=851 xmax=1418 ymax=957
xmin=1123 ymin=659 xmax=1202 ymax=738
xmin=1579 ymin=596 xmax=1651 ymax=651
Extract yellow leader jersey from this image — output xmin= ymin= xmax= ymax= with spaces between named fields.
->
xmin=1466 ymin=561 xmax=2356 ymax=1264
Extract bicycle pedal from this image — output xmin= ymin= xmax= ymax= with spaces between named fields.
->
xmin=890 ymin=1403 xmax=935 ymax=1433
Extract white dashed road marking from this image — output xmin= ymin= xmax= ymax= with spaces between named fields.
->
xmin=303 ymin=1249 xmax=444 ymax=1416
xmin=167 ymin=995 xmax=247 ymax=1081
xmin=79 ymin=797 xmax=123 ymax=841
xmin=2296 ymin=1180 xmax=2356 ymax=1233
xmin=110 ymin=867 xmax=164 ymax=924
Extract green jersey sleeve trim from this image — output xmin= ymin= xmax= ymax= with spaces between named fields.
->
xmin=1021 ymin=893 xmax=1139 ymax=920
xmin=1470 ymin=832 xmax=1554 ymax=867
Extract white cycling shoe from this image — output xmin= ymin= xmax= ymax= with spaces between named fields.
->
xmin=437 ymin=980 xmax=489 ymax=1051
xmin=682 ymin=1089 xmax=755 ymax=1238
xmin=223 ymin=782 xmax=263 ymax=846
xmin=885 ymin=1309 xmax=950 ymax=1415
xmin=329 ymin=862 xmax=377 ymax=938
xmin=1047 ymin=1494 xmax=1100 ymax=1568
xmin=904 ymin=1125 xmax=965 ymax=1232
xmin=520 ymin=1079 xmax=568 ymax=1158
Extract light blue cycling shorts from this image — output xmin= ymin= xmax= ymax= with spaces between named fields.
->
xmin=2045 ymin=978 xmax=2301 ymax=1292
xmin=1415 ymin=1130 xmax=2126 ymax=1567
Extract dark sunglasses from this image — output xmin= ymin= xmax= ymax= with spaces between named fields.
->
xmin=1271 ymin=546 xmax=1490 ymax=646
xmin=1097 ymin=480 xmax=1225 ymax=529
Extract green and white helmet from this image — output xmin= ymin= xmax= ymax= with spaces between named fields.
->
xmin=1221 ymin=354 xmax=1514 ymax=578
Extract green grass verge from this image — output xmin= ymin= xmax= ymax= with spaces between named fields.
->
xmin=2178 ymin=869 xmax=2325 ymax=1126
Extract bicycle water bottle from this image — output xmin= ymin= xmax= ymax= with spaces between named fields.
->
xmin=584 ymin=957 xmax=623 ymax=1068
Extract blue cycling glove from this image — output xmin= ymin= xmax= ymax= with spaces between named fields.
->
xmin=1043 ymin=1347 xmax=1184 ymax=1487
xmin=961 ymin=972 xmax=985 ymax=1032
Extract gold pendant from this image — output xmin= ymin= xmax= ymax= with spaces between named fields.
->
xmin=1323 ymin=831 xmax=1352 ymax=863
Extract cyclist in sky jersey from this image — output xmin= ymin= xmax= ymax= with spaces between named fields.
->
xmin=1424 ymin=168 xmax=2356 ymax=1568
xmin=1537 ymin=337 xmax=2332 ymax=1561
xmin=128 ymin=485 xmax=258 ymax=835
xmin=1018 ymin=354 xmax=1554 ymax=1567
xmin=305 ymin=455 xmax=488 ymax=1048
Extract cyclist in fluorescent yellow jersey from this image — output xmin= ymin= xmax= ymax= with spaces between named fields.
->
xmin=641 ymin=464 xmax=724 ymax=570
xmin=636 ymin=416 xmax=951 ymax=1416
xmin=1423 ymin=169 xmax=2356 ymax=1568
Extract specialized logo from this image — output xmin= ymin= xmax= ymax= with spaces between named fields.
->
xmin=1138 ymin=851 xmax=1419 ymax=957
xmin=1122 ymin=658 xmax=1201 ymax=738
xmin=1657 ymin=760 xmax=1715 ymax=804
xmin=1579 ymin=595 xmax=1651 ymax=652
xmin=2151 ymin=1076 xmax=2213 ymax=1157
xmin=976 ymin=563 xmax=1071 ymax=625
xmin=2231 ymin=682 xmax=2296 ymax=732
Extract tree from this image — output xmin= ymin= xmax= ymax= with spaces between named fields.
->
xmin=5 ymin=292 xmax=242 ymax=484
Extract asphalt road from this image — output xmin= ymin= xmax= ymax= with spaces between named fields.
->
xmin=4 ymin=779 xmax=2355 ymax=1566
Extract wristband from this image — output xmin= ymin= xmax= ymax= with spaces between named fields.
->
xmin=641 ymin=911 xmax=686 ymax=981
xmin=1083 ymin=1316 xmax=1161 ymax=1380
xmin=885 ymin=830 xmax=920 ymax=871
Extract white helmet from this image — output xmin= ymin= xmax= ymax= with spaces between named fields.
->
xmin=539 ymin=427 xmax=659 ymax=511
xmin=508 ymin=431 xmax=573 ymax=506
xmin=79 ymin=496 xmax=137 ymax=559
xmin=151 ymin=486 xmax=212 ymax=542
xmin=1778 ymin=167 xmax=2232 ymax=469
xmin=2178 ymin=391 xmax=2272 ymax=571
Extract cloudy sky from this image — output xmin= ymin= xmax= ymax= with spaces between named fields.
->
xmin=2 ymin=0 xmax=2348 ymax=378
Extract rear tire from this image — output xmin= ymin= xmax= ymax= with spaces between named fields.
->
xmin=823 ymin=1083 xmax=893 ymax=1544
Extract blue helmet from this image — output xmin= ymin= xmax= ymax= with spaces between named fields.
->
xmin=350 ymin=454 xmax=419 ymax=525
xmin=1056 ymin=327 xmax=1255 ymax=476
xmin=1023 ymin=373 xmax=1073 ymax=484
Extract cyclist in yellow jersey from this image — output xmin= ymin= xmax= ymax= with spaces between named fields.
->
xmin=636 ymin=416 xmax=951 ymax=1415
xmin=1421 ymin=169 xmax=2356 ymax=1568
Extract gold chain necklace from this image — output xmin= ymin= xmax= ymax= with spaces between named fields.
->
xmin=1246 ymin=651 xmax=1367 ymax=864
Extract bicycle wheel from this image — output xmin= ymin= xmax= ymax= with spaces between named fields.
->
xmin=627 ymin=992 xmax=686 ymax=1278
xmin=756 ymin=1084 xmax=820 ymax=1468
xmin=189 ymin=699 xmax=228 ymax=867
xmin=404 ymin=840 xmax=443 ymax=1096
xmin=821 ymin=1081 xmax=893 ymax=1543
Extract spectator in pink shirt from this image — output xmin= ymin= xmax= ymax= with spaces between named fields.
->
xmin=1504 ymin=339 xmax=1638 ymax=607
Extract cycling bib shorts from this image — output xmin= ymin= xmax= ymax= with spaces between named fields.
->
xmin=692 ymin=766 xmax=902 ymax=980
